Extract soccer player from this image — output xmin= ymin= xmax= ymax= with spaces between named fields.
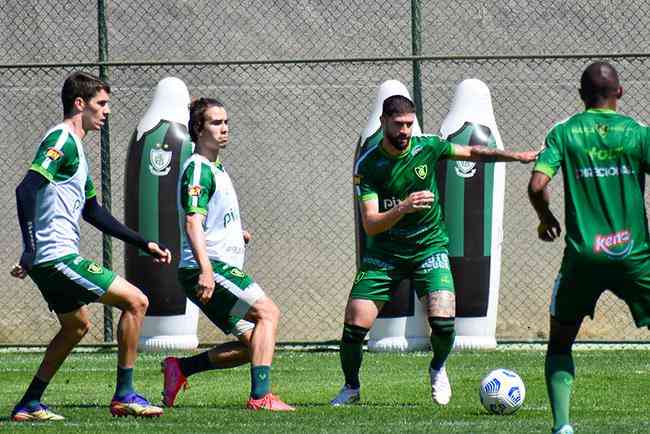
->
xmin=331 ymin=95 xmax=538 ymax=407
xmin=528 ymin=62 xmax=650 ymax=434
xmin=10 ymin=71 xmax=171 ymax=421
xmin=161 ymin=97 xmax=294 ymax=411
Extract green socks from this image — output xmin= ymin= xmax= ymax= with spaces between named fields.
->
xmin=115 ymin=366 xmax=135 ymax=398
xmin=251 ymin=365 xmax=271 ymax=399
xmin=546 ymin=353 xmax=575 ymax=431
xmin=340 ymin=323 xmax=369 ymax=389
xmin=428 ymin=317 xmax=456 ymax=370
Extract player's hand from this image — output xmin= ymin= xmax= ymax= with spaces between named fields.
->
xmin=147 ymin=242 xmax=172 ymax=264
xmin=10 ymin=263 xmax=27 ymax=279
xmin=196 ymin=270 xmax=215 ymax=304
xmin=243 ymin=230 xmax=252 ymax=244
xmin=537 ymin=215 xmax=561 ymax=242
xmin=516 ymin=149 xmax=541 ymax=164
xmin=398 ymin=190 xmax=434 ymax=214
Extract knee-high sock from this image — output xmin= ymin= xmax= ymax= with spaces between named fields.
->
xmin=546 ymin=353 xmax=575 ymax=431
xmin=428 ymin=317 xmax=455 ymax=370
xmin=340 ymin=323 xmax=369 ymax=389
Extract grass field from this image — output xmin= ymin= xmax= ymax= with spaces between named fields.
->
xmin=1 ymin=348 xmax=649 ymax=433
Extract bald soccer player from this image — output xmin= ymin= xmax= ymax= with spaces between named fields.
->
xmin=529 ymin=62 xmax=650 ymax=434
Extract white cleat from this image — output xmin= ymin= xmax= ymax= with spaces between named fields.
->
xmin=330 ymin=385 xmax=360 ymax=406
xmin=552 ymin=424 xmax=574 ymax=434
xmin=430 ymin=366 xmax=452 ymax=405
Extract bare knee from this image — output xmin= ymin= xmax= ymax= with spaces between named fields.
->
xmin=124 ymin=291 xmax=149 ymax=317
xmin=250 ymin=297 xmax=280 ymax=324
xmin=62 ymin=318 xmax=91 ymax=342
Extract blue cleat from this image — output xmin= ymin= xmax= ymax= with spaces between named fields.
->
xmin=110 ymin=392 xmax=163 ymax=418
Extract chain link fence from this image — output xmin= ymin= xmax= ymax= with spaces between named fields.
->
xmin=2 ymin=1 xmax=650 ymax=345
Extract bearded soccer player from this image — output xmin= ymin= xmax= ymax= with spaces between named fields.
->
xmin=11 ymin=71 xmax=171 ymax=421
xmin=331 ymin=95 xmax=538 ymax=407
xmin=528 ymin=62 xmax=650 ymax=434
xmin=161 ymin=97 xmax=294 ymax=411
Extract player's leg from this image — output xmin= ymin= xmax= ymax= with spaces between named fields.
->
xmin=331 ymin=265 xmax=392 ymax=406
xmin=11 ymin=307 xmax=90 ymax=422
xmin=98 ymin=275 xmax=163 ymax=417
xmin=414 ymin=252 xmax=456 ymax=406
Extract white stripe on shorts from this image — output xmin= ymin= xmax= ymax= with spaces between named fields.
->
xmin=212 ymin=273 xmax=265 ymax=318
xmin=54 ymin=262 xmax=105 ymax=297
xmin=549 ymin=272 xmax=562 ymax=317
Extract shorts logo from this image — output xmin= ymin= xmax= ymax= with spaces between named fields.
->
xmin=414 ymin=164 xmax=428 ymax=180
xmin=188 ymin=185 xmax=202 ymax=196
xmin=87 ymin=262 xmax=103 ymax=274
xmin=46 ymin=147 xmax=63 ymax=161
xmin=353 ymin=271 xmax=367 ymax=284
xmin=455 ymin=160 xmax=477 ymax=178
xmin=594 ymin=230 xmax=634 ymax=259
xmin=230 ymin=268 xmax=245 ymax=278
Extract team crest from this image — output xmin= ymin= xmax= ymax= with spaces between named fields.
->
xmin=596 ymin=124 xmax=609 ymax=136
xmin=230 ymin=268 xmax=245 ymax=278
xmin=414 ymin=165 xmax=428 ymax=180
xmin=188 ymin=185 xmax=202 ymax=197
xmin=87 ymin=262 xmax=103 ymax=274
xmin=46 ymin=147 xmax=63 ymax=161
xmin=149 ymin=143 xmax=172 ymax=176
xmin=455 ymin=160 xmax=477 ymax=178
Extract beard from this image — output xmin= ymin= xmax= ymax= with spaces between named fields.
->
xmin=388 ymin=133 xmax=410 ymax=150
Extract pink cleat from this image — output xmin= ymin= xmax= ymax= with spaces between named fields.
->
xmin=161 ymin=357 xmax=188 ymax=407
xmin=246 ymin=393 xmax=295 ymax=412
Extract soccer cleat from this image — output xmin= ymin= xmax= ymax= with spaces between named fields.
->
xmin=552 ymin=424 xmax=574 ymax=434
xmin=246 ymin=393 xmax=295 ymax=411
xmin=330 ymin=384 xmax=361 ymax=406
xmin=430 ymin=366 xmax=452 ymax=405
xmin=110 ymin=392 xmax=163 ymax=417
xmin=161 ymin=356 xmax=188 ymax=407
xmin=11 ymin=403 xmax=65 ymax=421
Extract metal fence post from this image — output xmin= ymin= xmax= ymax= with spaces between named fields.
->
xmin=98 ymin=0 xmax=113 ymax=343
xmin=411 ymin=0 xmax=423 ymax=128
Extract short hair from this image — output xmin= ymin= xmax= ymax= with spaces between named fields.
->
xmin=382 ymin=95 xmax=415 ymax=117
xmin=188 ymin=97 xmax=225 ymax=143
xmin=580 ymin=62 xmax=620 ymax=106
xmin=61 ymin=71 xmax=110 ymax=118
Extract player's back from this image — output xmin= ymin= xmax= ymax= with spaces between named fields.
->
xmin=541 ymin=109 xmax=650 ymax=262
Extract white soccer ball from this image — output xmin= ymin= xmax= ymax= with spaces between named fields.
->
xmin=479 ymin=368 xmax=526 ymax=415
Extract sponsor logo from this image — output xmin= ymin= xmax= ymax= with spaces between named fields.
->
xmin=383 ymin=197 xmax=400 ymax=210
xmin=188 ymin=185 xmax=202 ymax=197
xmin=419 ymin=253 xmax=450 ymax=272
xmin=587 ymin=146 xmax=624 ymax=161
xmin=414 ymin=164 xmax=428 ymax=180
xmin=230 ymin=268 xmax=245 ymax=278
xmin=576 ymin=165 xmax=633 ymax=179
xmin=411 ymin=145 xmax=423 ymax=156
xmin=455 ymin=160 xmax=477 ymax=178
xmin=594 ymin=230 xmax=634 ymax=259
xmin=46 ymin=147 xmax=63 ymax=161
xmin=149 ymin=143 xmax=172 ymax=176
xmin=73 ymin=199 xmax=82 ymax=213
xmin=223 ymin=210 xmax=237 ymax=227
xmin=73 ymin=256 xmax=83 ymax=265
xmin=87 ymin=262 xmax=103 ymax=274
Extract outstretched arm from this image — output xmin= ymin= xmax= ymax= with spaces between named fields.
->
xmin=449 ymin=143 xmax=539 ymax=163
xmin=82 ymin=197 xmax=171 ymax=263
xmin=528 ymin=171 xmax=561 ymax=242
xmin=12 ymin=171 xmax=49 ymax=277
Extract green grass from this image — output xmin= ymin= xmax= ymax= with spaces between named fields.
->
xmin=1 ymin=349 xmax=649 ymax=433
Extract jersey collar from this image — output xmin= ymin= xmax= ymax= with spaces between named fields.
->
xmin=586 ymin=108 xmax=617 ymax=114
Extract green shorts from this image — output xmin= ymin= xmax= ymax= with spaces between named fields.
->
xmin=551 ymin=254 xmax=650 ymax=328
xmin=28 ymin=254 xmax=117 ymax=314
xmin=178 ymin=259 xmax=264 ymax=335
xmin=350 ymin=252 xmax=455 ymax=302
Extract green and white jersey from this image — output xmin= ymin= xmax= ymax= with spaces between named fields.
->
xmin=29 ymin=123 xmax=96 ymax=265
xmin=178 ymin=154 xmax=245 ymax=269
xmin=534 ymin=109 xmax=650 ymax=261
xmin=355 ymin=133 xmax=453 ymax=262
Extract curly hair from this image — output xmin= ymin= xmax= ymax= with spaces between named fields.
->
xmin=188 ymin=97 xmax=224 ymax=143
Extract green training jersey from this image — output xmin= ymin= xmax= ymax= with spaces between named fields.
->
xmin=534 ymin=108 xmax=650 ymax=261
xmin=354 ymin=133 xmax=453 ymax=262
xmin=29 ymin=123 xmax=96 ymax=264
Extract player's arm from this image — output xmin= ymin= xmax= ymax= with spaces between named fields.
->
xmin=359 ymin=191 xmax=433 ymax=236
xmin=448 ymin=143 xmax=539 ymax=163
xmin=527 ymin=171 xmax=561 ymax=242
xmin=82 ymin=197 xmax=171 ymax=263
xmin=184 ymin=213 xmax=214 ymax=304
xmin=13 ymin=171 xmax=49 ymax=277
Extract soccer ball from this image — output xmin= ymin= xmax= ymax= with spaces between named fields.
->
xmin=479 ymin=368 xmax=526 ymax=415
